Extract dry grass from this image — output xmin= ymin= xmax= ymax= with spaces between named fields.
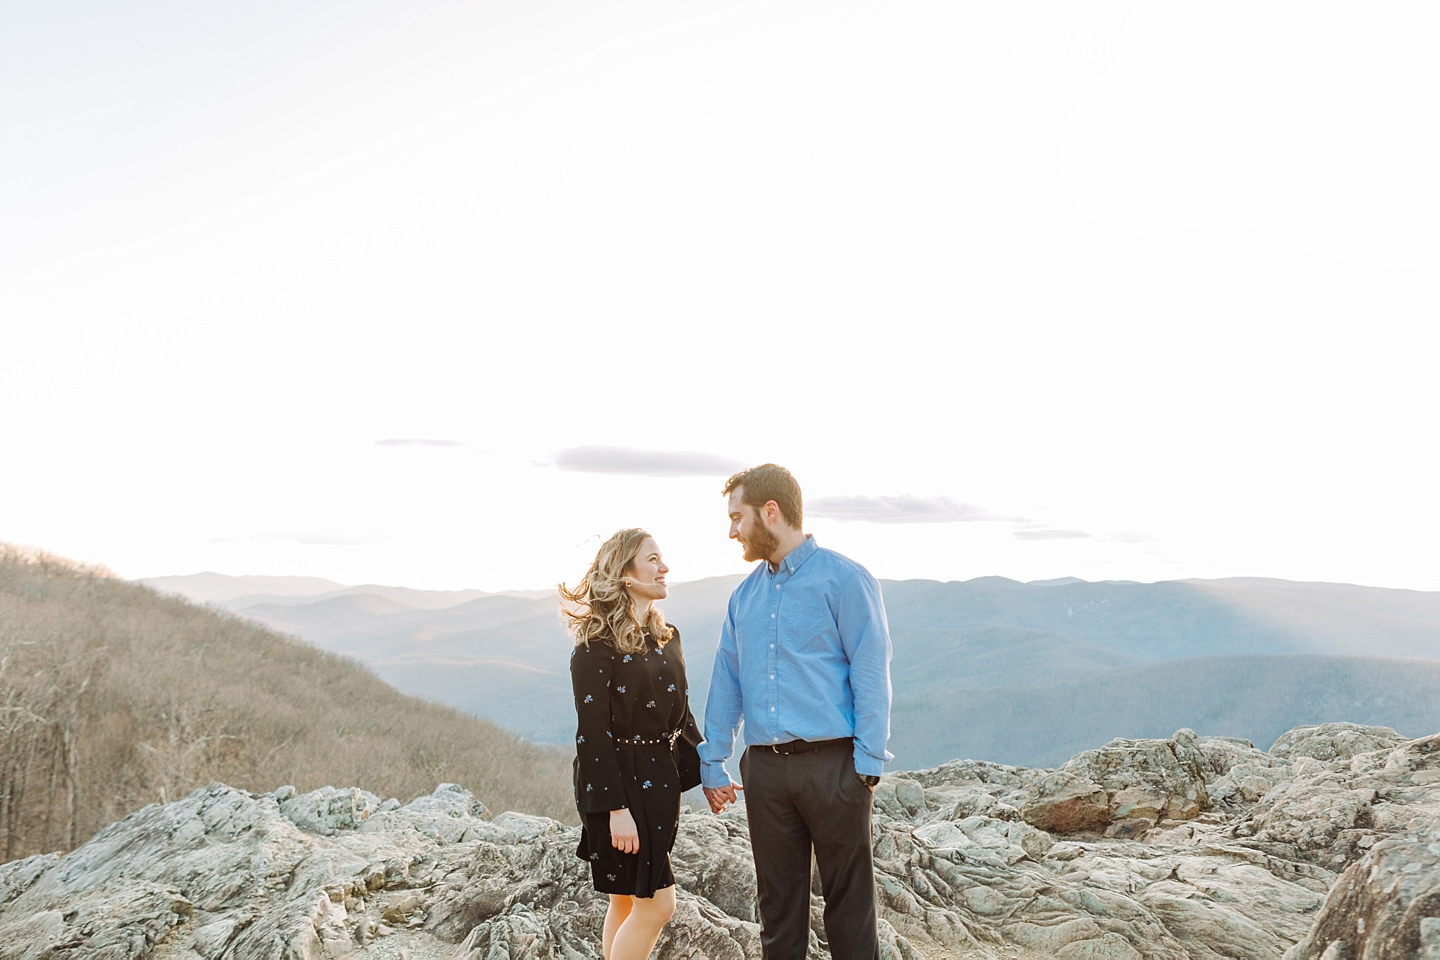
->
xmin=0 ymin=545 xmax=576 ymax=863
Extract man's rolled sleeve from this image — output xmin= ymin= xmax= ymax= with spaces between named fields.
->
xmin=700 ymin=610 xmax=744 ymax=788
xmin=839 ymin=570 xmax=893 ymax=778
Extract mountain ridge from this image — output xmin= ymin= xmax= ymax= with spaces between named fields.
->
xmin=169 ymin=570 xmax=1440 ymax=767
xmin=139 ymin=572 xmax=551 ymax=611
xmin=892 ymin=652 xmax=1440 ymax=768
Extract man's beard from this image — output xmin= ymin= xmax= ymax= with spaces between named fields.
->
xmin=741 ymin=522 xmax=780 ymax=563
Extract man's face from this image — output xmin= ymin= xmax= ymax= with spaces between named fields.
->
xmin=728 ymin=487 xmax=779 ymax=563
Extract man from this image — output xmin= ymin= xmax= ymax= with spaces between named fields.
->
xmin=701 ymin=463 xmax=893 ymax=960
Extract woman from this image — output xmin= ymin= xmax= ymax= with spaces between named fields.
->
xmin=561 ymin=528 xmax=703 ymax=960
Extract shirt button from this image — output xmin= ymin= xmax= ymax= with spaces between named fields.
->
xmin=773 ymin=736 xmax=779 ymax=742
xmin=769 ymin=674 xmax=775 ymax=679
xmin=770 ymin=706 xmax=775 ymax=711
xmin=775 ymin=584 xmax=780 ymax=589
xmin=771 ymin=613 xmax=776 ymax=619
xmin=770 ymin=644 xmax=775 ymax=649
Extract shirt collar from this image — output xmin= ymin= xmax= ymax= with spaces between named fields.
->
xmin=769 ymin=534 xmax=818 ymax=578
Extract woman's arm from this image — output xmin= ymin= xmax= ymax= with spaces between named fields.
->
xmin=570 ymin=642 xmax=627 ymax=814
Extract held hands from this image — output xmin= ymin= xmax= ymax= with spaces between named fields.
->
xmin=609 ymin=808 xmax=639 ymax=854
xmin=703 ymin=782 xmax=743 ymax=814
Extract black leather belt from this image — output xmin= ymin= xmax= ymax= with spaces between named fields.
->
xmin=760 ymin=737 xmax=852 ymax=755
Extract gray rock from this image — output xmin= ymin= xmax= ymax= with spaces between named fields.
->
xmin=1231 ymin=731 xmax=1440 ymax=872
xmin=1284 ymin=837 xmax=1440 ymax=959
xmin=1060 ymin=729 xmax=1233 ymax=814
xmin=0 ymin=725 xmax=1436 ymax=960
xmin=1020 ymin=774 xmax=1110 ymax=833
xmin=1105 ymin=818 xmax=1154 ymax=840
xmin=280 ymin=785 xmax=383 ymax=835
xmin=0 ymin=853 xmax=57 ymax=909
xmin=359 ymin=783 xmax=495 ymax=844
xmin=1423 ymin=917 xmax=1440 ymax=960
xmin=1269 ymin=723 xmax=1408 ymax=762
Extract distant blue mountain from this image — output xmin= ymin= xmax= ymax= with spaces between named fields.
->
xmin=890 ymin=653 xmax=1440 ymax=769
xmin=206 ymin=574 xmax=1440 ymax=767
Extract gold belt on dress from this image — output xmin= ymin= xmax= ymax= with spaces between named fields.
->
xmin=629 ymin=728 xmax=684 ymax=746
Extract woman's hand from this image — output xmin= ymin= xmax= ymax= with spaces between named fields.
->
xmin=703 ymin=782 xmax=743 ymax=813
xmin=609 ymin=808 xmax=639 ymax=854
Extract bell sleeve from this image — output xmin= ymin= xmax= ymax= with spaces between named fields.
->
xmin=668 ymin=627 xmax=705 ymax=791
xmin=571 ymin=642 xmax=627 ymax=813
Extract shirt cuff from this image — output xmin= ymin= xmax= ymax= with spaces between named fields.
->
xmin=700 ymin=758 xmax=733 ymax=789
xmin=853 ymin=749 xmax=885 ymax=778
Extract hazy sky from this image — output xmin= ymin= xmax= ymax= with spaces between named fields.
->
xmin=4 ymin=2 xmax=1438 ymax=592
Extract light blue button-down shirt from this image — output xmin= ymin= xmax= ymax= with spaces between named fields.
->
xmin=700 ymin=535 xmax=893 ymax=786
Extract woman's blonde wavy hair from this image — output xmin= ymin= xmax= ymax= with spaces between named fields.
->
xmin=559 ymin=528 xmax=671 ymax=655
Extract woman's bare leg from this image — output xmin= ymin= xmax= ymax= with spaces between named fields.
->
xmin=603 ymin=895 xmax=633 ymax=960
xmin=609 ymin=884 xmax=677 ymax=960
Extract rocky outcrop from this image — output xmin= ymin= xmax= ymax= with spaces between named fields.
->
xmin=1269 ymin=724 xmax=1409 ymax=763
xmin=0 ymin=723 xmax=1436 ymax=960
xmin=1284 ymin=837 xmax=1440 ymax=960
xmin=1226 ymin=731 xmax=1440 ymax=874
xmin=1017 ymin=774 xmax=1109 ymax=833
xmin=1279 ymin=732 xmax=1440 ymax=960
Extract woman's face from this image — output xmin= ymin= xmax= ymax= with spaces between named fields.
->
xmin=624 ymin=537 xmax=669 ymax=603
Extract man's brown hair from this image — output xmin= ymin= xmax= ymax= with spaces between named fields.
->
xmin=723 ymin=464 xmax=803 ymax=529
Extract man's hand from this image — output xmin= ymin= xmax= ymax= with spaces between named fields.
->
xmin=609 ymin=808 xmax=639 ymax=854
xmin=703 ymin=783 xmax=743 ymax=814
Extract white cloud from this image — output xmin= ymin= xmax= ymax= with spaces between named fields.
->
xmin=809 ymin=495 xmax=1001 ymax=525
xmin=550 ymin=446 xmax=747 ymax=478
xmin=224 ymin=533 xmax=374 ymax=547
xmin=1013 ymin=528 xmax=1091 ymax=541
xmin=279 ymin=534 xmax=372 ymax=547
xmin=375 ymin=438 xmax=463 ymax=448
xmin=1106 ymin=532 xmax=1155 ymax=544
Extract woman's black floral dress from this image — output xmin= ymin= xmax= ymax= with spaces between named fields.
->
xmin=571 ymin=626 xmax=702 ymax=898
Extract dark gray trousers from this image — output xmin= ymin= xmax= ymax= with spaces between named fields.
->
xmin=739 ymin=741 xmax=879 ymax=960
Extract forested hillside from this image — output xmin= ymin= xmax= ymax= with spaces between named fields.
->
xmin=0 ymin=546 xmax=574 ymax=863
